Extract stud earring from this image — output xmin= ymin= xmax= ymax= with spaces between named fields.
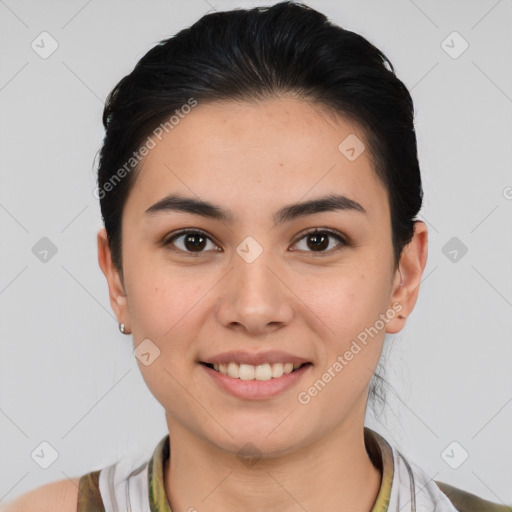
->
xmin=119 ymin=323 xmax=131 ymax=334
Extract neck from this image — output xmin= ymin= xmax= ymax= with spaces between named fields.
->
xmin=164 ymin=420 xmax=382 ymax=512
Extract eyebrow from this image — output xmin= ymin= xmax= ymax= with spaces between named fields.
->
xmin=144 ymin=193 xmax=367 ymax=225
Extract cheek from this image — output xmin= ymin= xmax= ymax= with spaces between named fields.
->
xmin=124 ymin=247 xmax=209 ymax=337
xmin=298 ymin=270 xmax=389 ymax=409
xmin=127 ymin=269 xmax=205 ymax=407
xmin=299 ymin=265 xmax=391 ymax=343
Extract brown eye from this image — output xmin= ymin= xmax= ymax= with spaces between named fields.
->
xmin=164 ymin=230 xmax=219 ymax=254
xmin=292 ymin=228 xmax=348 ymax=254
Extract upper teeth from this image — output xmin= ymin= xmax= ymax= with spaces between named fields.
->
xmin=212 ymin=362 xmax=302 ymax=380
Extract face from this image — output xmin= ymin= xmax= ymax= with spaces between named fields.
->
xmin=98 ymin=96 xmax=427 ymax=457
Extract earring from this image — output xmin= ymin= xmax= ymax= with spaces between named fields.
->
xmin=119 ymin=323 xmax=131 ymax=334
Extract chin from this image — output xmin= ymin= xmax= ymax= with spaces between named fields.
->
xmin=202 ymin=417 xmax=311 ymax=459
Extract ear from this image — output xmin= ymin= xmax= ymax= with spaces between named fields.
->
xmin=97 ymin=227 xmax=130 ymax=331
xmin=385 ymin=221 xmax=428 ymax=334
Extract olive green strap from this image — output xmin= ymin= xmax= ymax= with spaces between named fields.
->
xmin=435 ymin=480 xmax=512 ymax=512
xmin=77 ymin=470 xmax=106 ymax=512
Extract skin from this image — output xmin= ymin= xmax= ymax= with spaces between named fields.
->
xmin=97 ymin=96 xmax=428 ymax=512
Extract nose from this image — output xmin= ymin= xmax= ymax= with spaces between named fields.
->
xmin=214 ymin=244 xmax=294 ymax=336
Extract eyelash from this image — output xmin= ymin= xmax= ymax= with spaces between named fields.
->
xmin=162 ymin=227 xmax=350 ymax=256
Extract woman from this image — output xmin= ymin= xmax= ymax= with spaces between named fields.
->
xmin=4 ymin=2 xmax=510 ymax=511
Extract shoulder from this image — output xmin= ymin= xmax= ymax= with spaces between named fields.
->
xmin=435 ymin=480 xmax=512 ymax=512
xmin=1 ymin=477 xmax=80 ymax=512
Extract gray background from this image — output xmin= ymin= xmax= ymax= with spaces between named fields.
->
xmin=1 ymin=0 xmax=511 ymax=505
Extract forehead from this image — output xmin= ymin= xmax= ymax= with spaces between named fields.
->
xmin=124 ymin=97 xmax=389 ymax=225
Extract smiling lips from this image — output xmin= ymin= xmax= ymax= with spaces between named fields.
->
xmin=201 ymin=359 xmax=312 ymax=400
xmin=201 ymin=350 xmax=311 ymax=381
xmin=208 ymin=361 xmax=303 ymax=381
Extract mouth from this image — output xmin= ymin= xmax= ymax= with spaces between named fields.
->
xmin=200 ymin=361 xmax=312 ymax=381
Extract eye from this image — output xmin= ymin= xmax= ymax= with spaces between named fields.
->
xmin=291 ymin=228 xmax=348 ymax=255
xmin=162 ymin=227 xmax=349 ymax=256
xmin=163 ymin=229 xmax=220 ymax=254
